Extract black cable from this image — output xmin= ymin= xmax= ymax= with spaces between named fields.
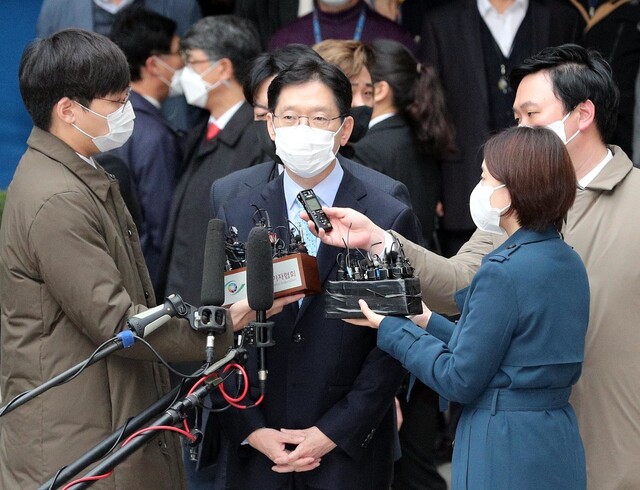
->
xmin=130 ymin=336 xmax=209 ymax=380
xmin=0 ymin=336 xmax=119 ymax=417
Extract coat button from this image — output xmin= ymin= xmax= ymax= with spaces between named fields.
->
xmin=127 ymin=229 xmax=132 ymax=237
xmin=144 ymin=290 xmax=150 ymax=299
xmin=292 ymin=333 xmax=303 ymax=343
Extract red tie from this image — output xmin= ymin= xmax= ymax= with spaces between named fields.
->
xmin=206 ymin=122 xmax=220 ymax=141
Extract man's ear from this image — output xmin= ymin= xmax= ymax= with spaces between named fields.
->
xmin=338 ymin=116 xmax=354 ymax=146
xmin=54 ymin=97 xmax=78 ymax=125
xmin=576 ymin=100 xmax=596 ymax=132
xmin=216 ymin=57 xmax=234 ymax=81
xmin=266 ymin=112 xmax=276 ymax=141
xmin=373 ymin=80 xmax=390 ymax=104
xmin=143 ymin=55 xmax=159 ymax=78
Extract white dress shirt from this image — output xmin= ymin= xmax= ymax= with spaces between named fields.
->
xmin=477 ymin=0 xmax=529 ymax=57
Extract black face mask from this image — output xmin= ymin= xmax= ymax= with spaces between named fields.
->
xmin=252 ymin=119 xmax=278 ymax=162
xmin=348 ymin=105 xmax=373 ymax=143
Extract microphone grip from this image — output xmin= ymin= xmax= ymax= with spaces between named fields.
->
xmin=257 ymin=310 xmax=267 ymax=395
xmin=127 ymin=295 xmax=183 ymax=338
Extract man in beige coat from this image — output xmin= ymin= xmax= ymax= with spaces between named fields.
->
xmin=0 ymin=29 xmax=292 ymax=489
xmin=312 ymin=44 xmax=640 ymax=489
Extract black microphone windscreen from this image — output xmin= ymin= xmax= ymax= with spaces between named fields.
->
xmin=246 ymin=226 xmax=274 ymax=311
xmin=201 ymin=219 xmax=227 ymax=306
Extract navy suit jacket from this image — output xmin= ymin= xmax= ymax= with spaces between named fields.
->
xmin=161 ymin=103 xmax=265 ymax=305
xmin=109 ymin=91 xmax=181 ymax=294
xmin=210 ymin=155 xmax=424 ymax=244
xmin=217 ymin=167 xmax=419 ymax=489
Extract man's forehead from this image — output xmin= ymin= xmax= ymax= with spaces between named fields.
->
xmin=276 ymin=81 xmax=339 ymax=111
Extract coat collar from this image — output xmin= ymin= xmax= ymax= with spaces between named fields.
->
xmin=26 ymin=126 xmax=112 ymax=201
xmin=584 ymin=145 xmax=633 ymax=192
xmin=483 ymin=225 xmax=560 ymax=264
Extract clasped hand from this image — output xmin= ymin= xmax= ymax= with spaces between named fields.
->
xmin=247 ymin=426 xmax=336 ymax=473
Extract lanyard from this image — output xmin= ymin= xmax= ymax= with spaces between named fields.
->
xmin=313 ymin=5 xmax=367 ymax=44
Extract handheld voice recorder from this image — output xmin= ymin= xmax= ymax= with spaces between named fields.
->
xmin=296 ymin=189 xmax=333 ymax=233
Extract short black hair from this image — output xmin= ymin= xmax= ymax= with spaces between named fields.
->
xmin=110 ymin=6 xmax=177 ymax=82
xmin=267 ymin=58 xmax=352 ymax=117
xmin=243 ymin=45 xmax=322 ymax=105
xmin=19 ymin=29 xmax=130 ymax=130
xmin=181 ymin=15 xmax=261 ymax=86
xmin=510 ymin=44 xmax=619 ymax=143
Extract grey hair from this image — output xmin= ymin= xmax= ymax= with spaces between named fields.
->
xmin=181 ymin=15 xmax=261 ymax=84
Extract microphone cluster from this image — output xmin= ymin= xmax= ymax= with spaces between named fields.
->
xmin=223 ymin=206 xmax=313 ymax=271
xmin=325 ymin=237 xmax=423 ymax=319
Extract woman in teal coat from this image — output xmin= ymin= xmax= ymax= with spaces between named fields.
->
xmin=354 ymin=126 xmax=590 ymax=489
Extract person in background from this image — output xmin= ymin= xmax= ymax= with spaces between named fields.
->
xmin=352 ymin=39 xmax=454 ymax=248
xmin=269 ymin=0 xmax=417 ymax=55
xmin=419 ymin=0 xmax=582 ymax=257
xmin=306 ymin=44 xmax=640 ymax=490
xmin=313 ymin=39 xmax=376 ymax=156
xmin=350 ymin=126 xmax=590 ymax=490
xmin=161 ymin=15 xmax=263 ymax=308
xmin=109 ymin=6 xmax=184 ymax=298
xmin=568 ymin=0 xmax=640 ymax=158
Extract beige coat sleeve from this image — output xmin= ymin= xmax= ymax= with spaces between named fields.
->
xmin=390 ymin=229 xmax=496 ymax=315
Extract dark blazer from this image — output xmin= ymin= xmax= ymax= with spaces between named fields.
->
xmin=109 ymin=91 xmax=181 ymax=294
xmin=352 ymin=114 xmax=440 ymax=244
xmin=419 ymin=0 xmax=582 ymax=231
xmin=233 ymin=0 xmax=299 ymax=49
xmin=209 ymin=154 xmax=414 ymax=217
xmin=161 ymin=102 xmax=265 ymax=305
xmin=217 ymin=167 xmax=420 ymax=489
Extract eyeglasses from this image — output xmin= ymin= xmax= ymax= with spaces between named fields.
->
xmin=96 ymin=87 xmax=131 ymax=113
xmin=273 ymin=112 xmax=345 ymax=130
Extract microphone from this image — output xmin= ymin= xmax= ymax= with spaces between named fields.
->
xmin=198 ymin=219 xmax=228 ymax=363
xmin=201 ymin=219 xmax=227 ymax=307
xmin=246 ymin=226 xmax=275 ymax=395
xmin=127 ymin=294 xmax=188 ymax=338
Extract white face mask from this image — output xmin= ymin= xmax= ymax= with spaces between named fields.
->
xmin=153 ymin=56 xmax=183 ymax=97
xmin=469 ymin=182 xmax=510 ymax=235
xmin=179 ymin=62 xmax=225 ymax=109
xmin=72 ymin=100 xmax=135 ymax=152
xmin=546 ymin=111 xmax=579 ymax=145
xmin=274 ymin=121 xmax=343 ymax=178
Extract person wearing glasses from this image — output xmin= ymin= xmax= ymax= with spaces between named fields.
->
xmin=109 ymin=6 xmax=185 ymax=299
xmin=215 ymin=57 xmax=421 ymax=489
xmin=0 ymin=29 xmax=233 ymax=489
xmin=160 ymin=15 xmax=265 ymax=310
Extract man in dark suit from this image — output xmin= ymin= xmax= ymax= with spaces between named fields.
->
xmin=210 ymin=46 xmax=416 ymax=223
xmin=217 ymin=58 xmax=419 ymax=489
xmin=161 ymin=16 xmax=264 ymax=306
xmin=419 ymin=0 xmax=582 ymax=256
xmin=108 ymin=7 xmax=184 ymax=296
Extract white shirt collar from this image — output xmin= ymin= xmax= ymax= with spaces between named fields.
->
xmin=93 ymin=0 xmax=136 ymax=15
xmin=477 ymin=0 xmax=529 ymax=57
xmin=368 ymin=112 xmax=395 ymax=129
xmin=140 ymin=94 xmax=161 ymax=110
xmin=76 ymin=153 xmax=97 ymax=168
xmin=208 ymin=101 xmax=244 ymax=131
xmin=283 ymin=160 xmax=344 ymax=221
xmin=578 ymin=148 xmax=613 ymax=188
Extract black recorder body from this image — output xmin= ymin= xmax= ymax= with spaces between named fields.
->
xmin=324 ymin=237 xmax=423 ymax=319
